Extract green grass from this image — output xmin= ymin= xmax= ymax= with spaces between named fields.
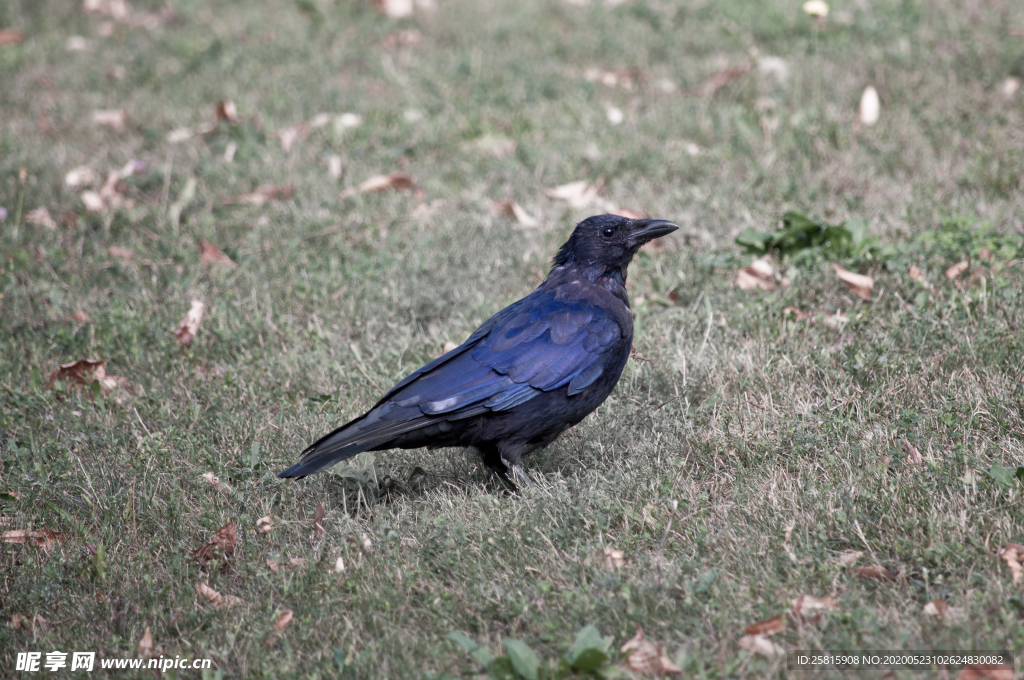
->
xmin=2 ymin=0 xmax=1024 ymax=677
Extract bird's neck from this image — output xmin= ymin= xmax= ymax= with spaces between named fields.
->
xmin=548 ymin=263 xmax=630 ymax=305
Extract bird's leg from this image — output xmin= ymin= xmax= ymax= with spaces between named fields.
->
xmin=509 ymin=464 xmax=534 ymax=488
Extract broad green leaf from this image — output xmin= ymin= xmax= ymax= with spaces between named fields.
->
xmin=984 ymin=466 xmax=1017 ymax=491
xmin=735 ymin=228 xmax=770 ymax=253
xmin=489 ymin=656 xmax=518 ymax=680
xmin=844 ymin=217 xmax=869 ymax=245
xmin=502 ymin=638 xmax=540 ymax=680
xmin=1015 ymin=466 xmax=1024 ymax=485
xmin=448 ymin=631 xmax=493 ymax=667
xmin=568 ymin=625 xmax=606 ymax=662
xmin=571 ymin=648 xmax=608 ymax=673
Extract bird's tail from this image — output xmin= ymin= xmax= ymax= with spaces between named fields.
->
xmin=277 ymin=408 xmax=434 ymax=478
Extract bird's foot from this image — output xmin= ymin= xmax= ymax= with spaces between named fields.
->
xmin=509 ymin=464 xmax=534 ymax=488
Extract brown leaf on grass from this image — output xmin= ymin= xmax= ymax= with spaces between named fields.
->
xmin=199 ymin=239 xmax=236 ymax=267
xmin=108 ymin=246 xmax=133 ymax=260
xmin=791 ymin=594 xmax=839 ymax=619
xmin=690 ymin=62 xmax=752 ymax=97
xmin=832 ymin=263 xmax=874 ymax=301
xmin=736 ymin=259 xmax=777 ymax=291
xmin=922 ymin=598 xmax=965 ymax=622
xmin=314 ymin=503 xmax=326 ymax=538
xmin=957 ymin=665 xmax=1014 ymax=680
xmin=0 ymin=28 xmax=25 ymax=47
xmin=215 ymin=100 xmax=239 ymax=124
xmin=191 ymin=523 xmax=237 ymax=569
xmin=382 ymin=28 xmax=423 ymax=49
xmin=493 ymin=199 xmax=539 ymax=228
xmin=257 ymin=516 xmax=274 ymax=534
xmin=603 ymin=546 xmax=625 ymax=569
xmin=81 ymin=191 xmax=106 ymax=212
xmin=25 ymin=207 xmax=57 ymax=230
xmin=199 ymin=472 xmax=231 ymax=495
xmin=945 ymin=260 xmax=969 ymax=280
xmin=900 ymin=439 xmax=924 ymax=465
xmin=47 ymin=359 xmax=122 ymax=391
xmin=998 ymin=544 xmax=1024 ymax=584
xmin=222 ymin=184 xmax=295 ymax=206
xmin=266 ymin=559 xmax=280 ymax=572
xmin=137 ymin=626 xmax=153 ymax=658
xmin=196 ymin=582 xmax=243 ymax=610
xmin=175 ymin=300 xmax=205 ymax=348
xmin=274 ymin=610 xmax=294 ymax=632
xmin=546 ymin=181 xmax=602 ymax=209
xmin=67 ymin=311 xmax=92 ymax=324
xmin=619 ymin=626 xmax=681 ymax=676
xmin=289 ymin=557 xmax=308 ymax=568
xmin=737 ymin=634 xmax=784 ymax=657
xmin=583 ymin=67 xmax=637 ymax=90
xmin=856 ymin=565 xmax=898 ymax=582
xmin=65 ymin=166 xmax=97 ymax=188
xmin=275 ymin=125 xmax=309 ymax=152
xmin=340 ymin=172 xmax=417 ymax=200
xmin=978 ymin=247 xmax=993 ymax=262
xmin=11 ymin=613 xmax=27 ymax=629
xmin=744 ymin=615 xmax=785 ymax=636
xmin=2 ymin=529 xmax=67 ymax=552
xmin=93 ymin=109 xmax=127 ymax=130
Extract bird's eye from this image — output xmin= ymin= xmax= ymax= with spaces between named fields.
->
xmin=602 ymin=227 xmax=615 ymax=238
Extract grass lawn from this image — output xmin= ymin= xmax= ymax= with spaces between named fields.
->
xmin=2 ymin=0 xmax=1024 ymax=677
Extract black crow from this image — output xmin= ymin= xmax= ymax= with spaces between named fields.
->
xmin=279 ymin=214 xmax=678 ymax=487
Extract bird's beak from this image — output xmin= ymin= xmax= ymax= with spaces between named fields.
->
xmin=629 ymin=219 xmax=679 ymax=248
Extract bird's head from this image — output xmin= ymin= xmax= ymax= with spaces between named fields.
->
xmin=552 ymin=214 xmax=679 ymax=273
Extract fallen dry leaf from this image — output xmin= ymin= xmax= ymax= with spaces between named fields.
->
xmin=196 ymin=582 xmax=243 ymax=610
xmin=199 ymin=472 xmax=231 ymax=495
xmin=0 ymin=28 xmax=25 ymax=47
xmin=744 ymin=615 xmax=785 ymax=636
xmin=978 ymin=247 xmax=993 ymax=262
xmin=47 ymin=359 xmax=122 ymax=391
xmin=832 ymin=263 xmax=874 ymax=301
xmin=175 ymin=300 xmax=205 ymax=348
xmin=275 ymin=125 xmax=308 ymax=152
xmin=266 ymin=559 xmax=280 ymax=572
xmin=289 ymin=557 xmax=308 ymax=568
xmin=691 ymin=62 xmax=751 ymax=97
xmin=856 ymin=565 xmax=898 ymax=582
xmin=858 ymin=85 xmax=880 ymax=126
xmin=900 ymin=439 xmax=924 ymax=464
xmin=25 ymin=207 xmax=57 ymax=230
xmin=619 ymin=627 xmax=680 ymax=675
xmin=199 ymin=239 xmax=236 ymax=267
xmin=945 ymin=260 xmax=969 ymax=280
xmin=340 ymin=173 xmax=417 ymax=200
xmin=603 ymin=546 xmax=625 ymax=569
xmin=314 ymin=503 xmax=326 ymax=538
xmin=736 ymin=259 xmax=777 ymax=291
xmin=546 ymin=181 xmax=602 ymax=209
xmin=215 ymin=100 xmax=239 ymax=124
xmin=81 ymin=191 xmax=106 ymax=212
xmin=10 ymin=613 xmax=26 ymax=629
xmin=274 ymin=610 xmax=294 ymax=632
xmin=583 ymin=67 xmax=637 ymax=90
xmin=998 ymin=544 xmax=1024 ymax=584
xmin=737 ymin=634 xmax=784 ymax=657
xmin=334 ymin=556 xmax=346 ymax=573
xmin=222 ymin=184 xmax=295 ymax=206
xmin=791 ymin=594 xmax=839 ymax=619
xmin=65 ymin=166 xmax=97 ymax=188
xmin=137 ymin=626 xmax=153 ymax=658
xmin=93 ymin=109 xmax=127 ymax=130
xmin=835 ymin=550 xmax=864 ymax=566
xmin=493 ymin=199 xmax=539 ymax=228
xmin=1002 ymin=77 xmax=1021 ymax=99
xmin=68 ymin=311 xmax=92 ymax=324
xmin=191 ymin=523 xmax=237 ymax=568
xmin=257 ymin=516 xmax=274 ymax=534
xmin=957 ymin=665 xmax=1014 ymax=680
xmin=108 ymin=245 xmax=133 ymax=260
xmin=921 ymin=598 xmax=966 ymax=622
xmin=2 ymin=529 xmax=67 ymax=552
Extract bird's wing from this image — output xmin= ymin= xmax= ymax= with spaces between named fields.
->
xmin=389 ymin=291 xmax=623 ymax=415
